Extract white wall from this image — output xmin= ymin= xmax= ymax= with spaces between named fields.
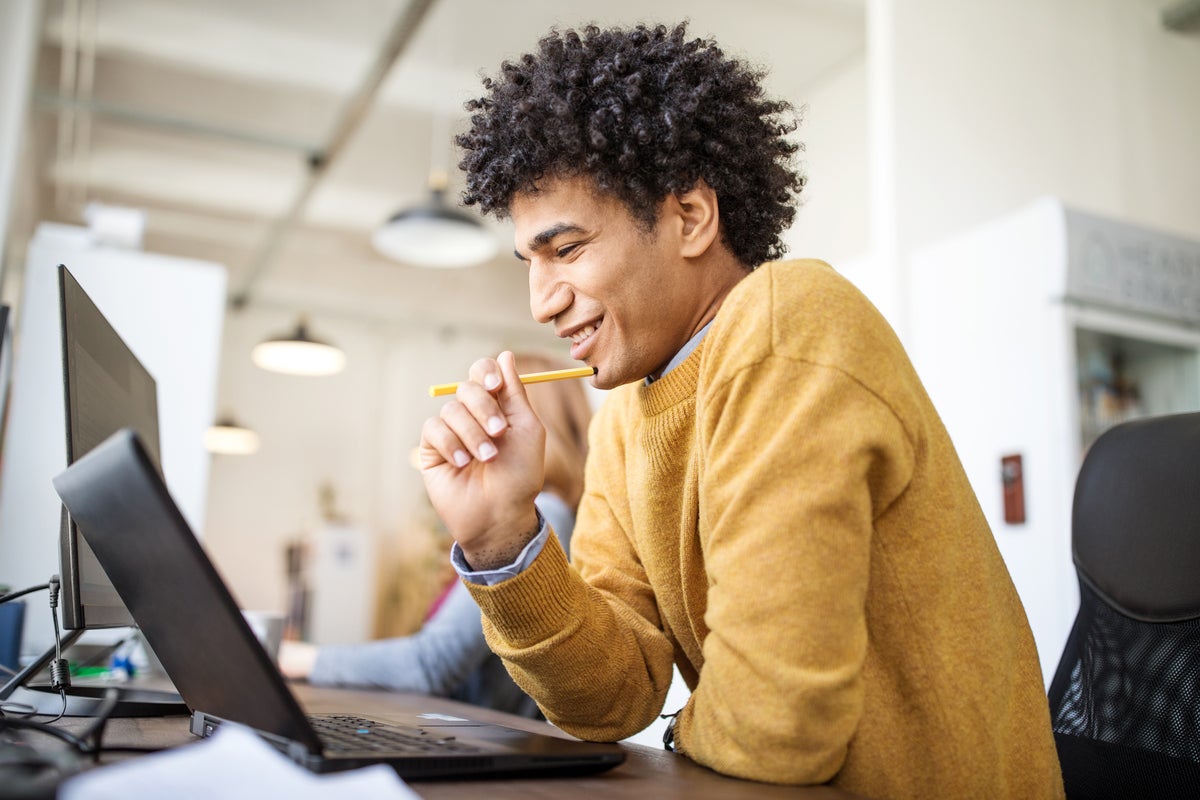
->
xmin=874 ymin=0 xmax=1200 ymax=676
xmin=0 ymin=0 xmax=41 ymax=290
xmin=881 ymin=0 xmax=1200 ymax=335
xmin=202 ymin=302 xmax=559 ymax=618
xmin=785 ymin=56 xmax=871 ymax=267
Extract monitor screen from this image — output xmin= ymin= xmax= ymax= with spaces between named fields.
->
xmin=57 ymin=264 xmax=163 ymax=630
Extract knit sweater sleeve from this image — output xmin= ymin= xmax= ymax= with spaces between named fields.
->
xmin=674 ymin=266 xmax=917 ymax=784
xmin=465 ymin=395 xmax=678 ymax=741
xmin=310 ymin=491 xmax=574 ymax=696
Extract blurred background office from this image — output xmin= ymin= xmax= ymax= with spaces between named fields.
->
xmin=0 ymin=0 xmax=1197 ymax=733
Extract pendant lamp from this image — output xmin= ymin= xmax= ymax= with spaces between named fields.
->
xmin=204 ymin=415 xmax=261 ymax=455
xmin=371 ymin=171 xmax=498 ymax=269
xmin=251 ymin=315 xmax=346 ymax=377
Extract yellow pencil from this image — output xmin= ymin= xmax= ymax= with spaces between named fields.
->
xmin=428 ymin=366 xmax=596 ymax=397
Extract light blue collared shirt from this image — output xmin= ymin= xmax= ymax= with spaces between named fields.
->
xmin=453 ymin=322 xmax=714 ymax=584
xmin=647 ymin=320 xmax=712 ymax=385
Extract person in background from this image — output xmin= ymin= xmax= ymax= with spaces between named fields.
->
xmin=417 ymin=21 xmax=1064 ymax=798
xmin=279 ymin=353 xmax=592 ymax=719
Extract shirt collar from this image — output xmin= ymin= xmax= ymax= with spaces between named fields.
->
xmin=646 ymin=320 xmax=714 ymax=385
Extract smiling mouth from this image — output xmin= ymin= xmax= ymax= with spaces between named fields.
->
xmin=569 ymin=319 xmax=602 ymax=346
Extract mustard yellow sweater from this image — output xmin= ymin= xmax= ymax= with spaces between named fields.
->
xmin=469 ymin=260 xmax=1064 ymax=798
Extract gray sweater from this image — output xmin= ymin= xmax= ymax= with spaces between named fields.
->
xmin=308 ymin=492 xmax=574 ymax=717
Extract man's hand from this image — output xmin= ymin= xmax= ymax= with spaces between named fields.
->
xmin=277 ymin=640 xmax=317 ymax=679
xmin=419 ymin=351 xmax=545 ymax=570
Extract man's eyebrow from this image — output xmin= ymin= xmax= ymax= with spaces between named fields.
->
xmin=526 ymin=223 xmax=587 ymax=254
xmin=514 ymin=222 xmax=588 ymax=262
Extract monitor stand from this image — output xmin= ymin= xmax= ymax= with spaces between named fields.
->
xmin=0 ymin=629 xmax=187 ymax=717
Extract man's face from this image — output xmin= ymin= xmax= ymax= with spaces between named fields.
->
xmin=511 ymin=177 xmax=703 ymax=390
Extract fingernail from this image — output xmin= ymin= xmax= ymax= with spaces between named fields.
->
xmin=484 ymin=373 xmax=500 ymax=390
xmin=453 ymin=450 xmax=469 ymax=468
xmin=487 ymin=416 xmax=506 ymax=435
xmin=479 ymin=442 xmax=498 ymax=461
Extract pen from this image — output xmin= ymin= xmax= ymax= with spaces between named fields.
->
xmin=428 ymin=366 xmax=596 ymax=397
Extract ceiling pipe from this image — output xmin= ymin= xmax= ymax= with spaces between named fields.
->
xmin=228 ymin=0 xmax=438 ymax=310
xmin=34 ymin=91 xmax=321 ymax=155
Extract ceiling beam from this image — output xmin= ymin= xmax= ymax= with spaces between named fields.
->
xmin=229 ymin=0 xmax=438 ymax=310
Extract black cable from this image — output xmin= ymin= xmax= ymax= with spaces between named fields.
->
xmin=0 ymin=582 xmax=55 ymax=718
xmin=0 ymin=738 xmax=84 ymax=800
xmin=75 ymin=688 xmax=120 ymax=763
xmin=44 ymin=578 xmax=69 ymax=724
xmin=0 ymin=686 xmax=124 ymax=760
xmin=0 ymin=717 xmax=88 ymax=752
xmin=0 ymin=584 xmax=49 ymax=606
xmin=0 ymin=717 xmax=89 ymax=799
xmin=1 ymin=688 xmax=162 ymax=799
xmin=0 ymin=578 xmax=73 ymax=722
xmin=0 ymin=579 xmax=134 ymax=761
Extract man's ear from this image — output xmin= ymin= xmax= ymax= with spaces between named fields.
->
xmin=671 ymin=181 xmax=720 ymax=259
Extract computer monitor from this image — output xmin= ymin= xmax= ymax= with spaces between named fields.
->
xmin=1 ymin=266 xmax=186 ymax=715
xmin=57 ymin=265 xmax=163 ymax=630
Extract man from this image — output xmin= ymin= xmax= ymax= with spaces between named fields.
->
xmin=419 ymin=22 xmax=1063 ymax=798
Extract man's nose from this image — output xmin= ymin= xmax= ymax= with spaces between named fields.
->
xmin=529 ymin=263 xmax=568 ymax=324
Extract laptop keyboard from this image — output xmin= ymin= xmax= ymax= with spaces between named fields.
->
xmin=309 ymin=714 xmax=484 ymax=755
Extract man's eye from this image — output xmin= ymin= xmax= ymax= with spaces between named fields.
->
xmin=556 ymin=244 xmax=579 ymax=258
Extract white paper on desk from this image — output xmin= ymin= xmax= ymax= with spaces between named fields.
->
xmin=57 ymin=723 xmax=423 ymax=800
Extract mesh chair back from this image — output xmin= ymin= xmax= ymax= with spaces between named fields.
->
xmin=1048 ymin=412 xmax=1200 ymax=799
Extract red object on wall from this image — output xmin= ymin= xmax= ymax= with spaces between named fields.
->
xmin=1001 ymin=454 xmax=1026 ymax=525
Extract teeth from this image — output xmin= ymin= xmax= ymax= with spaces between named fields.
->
xmin=570 ymin=322 xmax=599 ymax=344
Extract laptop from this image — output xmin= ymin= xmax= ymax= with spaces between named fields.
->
xmin=52 ymin=428 xmax=626 ymax=780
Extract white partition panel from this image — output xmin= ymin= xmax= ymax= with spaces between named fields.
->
xmin=0 ymin=223 xmax=226 ymax=657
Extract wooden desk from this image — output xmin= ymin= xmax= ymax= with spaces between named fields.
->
xmin=54 ymin=684 xmax=862 ymax=799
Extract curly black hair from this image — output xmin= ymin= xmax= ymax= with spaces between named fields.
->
xmin=456 ymin=22 xmax=804 ymax=268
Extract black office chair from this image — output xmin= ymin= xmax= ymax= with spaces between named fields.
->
xmin=1047 ymin=412 xmax=1200 ymax=799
